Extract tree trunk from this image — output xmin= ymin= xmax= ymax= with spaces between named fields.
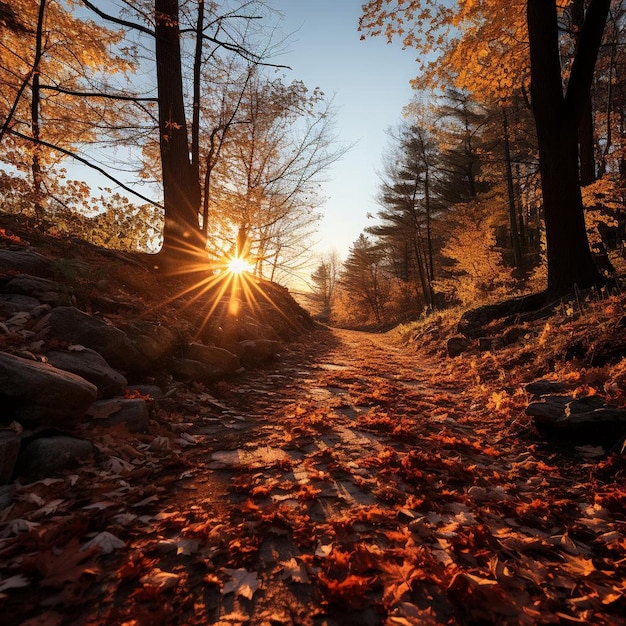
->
xmin=31 ymin=0 xmax=47 ymax=218
xmin=502 ymin=106 xmax=524 ymax=271
xmin=155 ymin=0 xmax=203 ymax=264
xmin=527 ymin=0 xmax=608 ymax=297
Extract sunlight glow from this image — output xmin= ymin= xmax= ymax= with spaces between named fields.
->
xmin=227 ymin=256 xmax=253 ymax=275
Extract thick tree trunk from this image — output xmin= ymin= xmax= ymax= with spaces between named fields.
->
xmin=527 ymin=0 xmax=608 ymax=297
xmin=155 ymin=0 xmax=203 ymax=264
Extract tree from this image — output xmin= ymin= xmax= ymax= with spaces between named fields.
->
xmin=340 ymin=234 xmax=387 ymax=324
xmin=360 ymin=0 xmax=612 ymax=298
xmin=368 ymin=119 xmax=439 ymax=310
xmin=308 ymin=250 xmax=340 ymax=321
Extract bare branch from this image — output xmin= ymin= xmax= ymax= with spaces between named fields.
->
xmin=79 ymin=0 xmax=154 ymax=37
xmin=8 ymin=129 xmax=162 ymax=209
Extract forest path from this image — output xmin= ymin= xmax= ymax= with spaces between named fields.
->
xmin=4 ymin=328 xmax=625 ymax=625
xmin=114 ymin=327 xmax=623 ymax=626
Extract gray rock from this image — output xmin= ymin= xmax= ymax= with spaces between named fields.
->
xmin=526 ymin=395 xmax=572 ymax=420
xmin=47 ymin=306 xmax=144 ymax=372
xmin=45 ymin=347 xmax=127 ymax=398
xmin=184 ymin=343 xmax=240 ymax=373
xmin=527 ymin=393 xmax=626 ymax=442
xmin=169 ymin=357 xmax=224 ymax=383
xmin=0 ymin=294 xmax=41 ymax=317
xmin=126 ymin=384 xmax=167 ymax=402
xmin=0 ymin=484 xmax=15 ymax=509
xmin=4 ymin=274 xmax=62 ymax=304
xmin=239 ymin=339 xmax=280 ymax=365
xmin=0 ymin=352 xmax=97 ymax=425
xmin=87 ymin=398 xmax=150 ymax=433
xmin=447 ymin=336 xmax=469 ymax=358
xmin=17 ymin=436 xmax=93 ymax=479
xmin=123 ymin=320 xmax=178 ymax=366
xmin=0 ymin=430 xmax=20 ymax=484
xmin=0 ymin=249 xmax=60 ymax=278
xmin=525 ymin=380 xmax=568 ymax=396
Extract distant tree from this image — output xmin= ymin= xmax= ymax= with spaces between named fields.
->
xmin=339 ymin=234 xmax=387 ymax=324
xmin=360 ymin=0 xmax=612 ymax=298
xmin=308 ymin=250 xmax=341 ymax=321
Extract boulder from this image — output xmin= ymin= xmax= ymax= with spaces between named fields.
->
xmin=0 ymin=430 xmax=20 ymax=484
xmin=87 ymin=398 xmax=150 ymax=433
xmin=47 ymin=306 xmax=144 ymax=372
xmin=0 ymin=294 xmax=41 ymax=317
xmin=0 ymin=248 xmax=60 ymax=279
xmin=0 ymin=352 xmax=97 ymax=425
xmin=239 ymin=339 xmax=280 ymax=365
xmin=184 ymin=342 xmax=240 ymax=373
xmin=168 ymin=357 xmax=224 ymax=384
xmin=126 ymin=384 xmax=168 ymax=403
xmin=4 ymin=274 xmax=62 ymax=304
xmin=447 ymin=336 xmax=469 ymax=358
xmin=526 ymin=393 xmax=626 ymax=443
xmin=123 ymin=320 xmax=178 ymax=367
xmin=45 ymin=347 xmax=127 ymax=398
xmin=17 ymin=436 xmax=94 ymax=479
xmin=525 ymin=380 xmax=568 ymax=396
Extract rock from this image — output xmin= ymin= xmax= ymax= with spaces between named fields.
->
xmin=123 ymin=321 xmax=178 ymax=367
xmin=0 ymin=484 xmax=15 ymax=509
xmin=239 ymin=339 xmax=280 ymax=365
xmin=447 ymin=336 xmax=469 ymax=357
xmin=184 ymin=342 xmax=241 ymax=373
xmin=17 ymin=436 xmax=94 ymax=479
xmin=525 ymin=380 xmax=568 ymax=396
xmin=87 ymin=398 xmax=150 ymax=433
xmin=168 ymin=357 xmax=224 ymax=384
xmin=526 ymin=394 xmax=626 ymax=443
xmin=0 ymin=248 xmax=60 ymax=278
xmin=0 ymin=294 xmax=41 ymax=316
xmin=4 ymin=274 xmax=62 ymax=304
xmin=0 ymin=430 xmax=20 ymax=484
xmin=126 ymin=384 xmax=168 ymax=402
xmin=46 ymin=347 xmax=127 ymax=398
xmin=0 ymin=352 xmax=97 ymax=425
xmin=47 ymin=306 xmax=144 ymax=372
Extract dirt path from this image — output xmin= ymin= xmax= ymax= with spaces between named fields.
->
xmin=3 ymin=329 xmax=625 ymax=625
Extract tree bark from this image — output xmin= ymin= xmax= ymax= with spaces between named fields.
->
xmin=527 ymin=0 xmax=608 ymax=296
xmin=31 ymin=0 xmax=47 ymax=218
xmin=502 ymin=106 xmax=524 ymax=271
xmin=155 ymin=0 xmax=203 ymax=263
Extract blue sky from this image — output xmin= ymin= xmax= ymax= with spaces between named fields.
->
xmin=267 ymin=0 xmax=420 ymax=260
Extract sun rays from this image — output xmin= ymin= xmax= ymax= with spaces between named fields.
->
xmin=148 ymin=237 xmax=297 ymax=341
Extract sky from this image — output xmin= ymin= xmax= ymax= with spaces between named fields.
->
xmin=266 ymin=0 xmax=420 ymax=260
xmin=74 ymin=1 xmax=421 ymax=264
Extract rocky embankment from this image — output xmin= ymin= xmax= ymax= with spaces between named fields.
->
xmin=0 ymin=240 xmax=314 ymax=488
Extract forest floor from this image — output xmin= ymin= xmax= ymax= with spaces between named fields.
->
xmin=3 ymin=323 xmax=626 ymax=625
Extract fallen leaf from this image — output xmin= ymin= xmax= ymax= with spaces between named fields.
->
xmin=0 ymin=574 xmax=30 ymax=593
xmin=280 ymin=558 xmax=310 ymax=584
xmin=222 ymin=568 xmax=260 ymax=600
xmin=140 ymin=568 xmax=180 ymax=590
xmin=82 ymin=531 xmax=125 ymax=555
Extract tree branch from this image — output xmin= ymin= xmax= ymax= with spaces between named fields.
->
xmin=8 ymin=129 xmax=162 ymax=209
xmin=39 ymin=84 xmax=158 ymax=102
xmin=79 ymin=0 xmax=154 ymax=37
xmin=564 ymin=0 xmax=611 ymax=122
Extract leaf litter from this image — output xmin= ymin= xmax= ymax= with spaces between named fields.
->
xmin=0 ymin=329 xmax=625 ymax=624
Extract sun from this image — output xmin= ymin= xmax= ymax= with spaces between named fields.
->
xmin=227 ymin=256 xmax=253 ymax=275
